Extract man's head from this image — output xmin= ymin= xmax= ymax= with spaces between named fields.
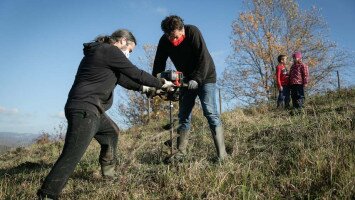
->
xmin=161 ymin=15 xmax=185 ymax=41
xmin=111 ymin=29 xmax=136 ymax=58
xmin=277 ymin=54 xmax=287 ymax=64
xmin=293 ymin=51 xmax=302 ymax=63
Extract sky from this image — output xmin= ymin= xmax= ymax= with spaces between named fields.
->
xmin=0 ymin=0 xmax=354 ymax=135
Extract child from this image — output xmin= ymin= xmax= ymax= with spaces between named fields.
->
xmin=275 ymin=54 xmax=290 ymax=108
xmin=289 ymin=52 xmax=309 ymax=109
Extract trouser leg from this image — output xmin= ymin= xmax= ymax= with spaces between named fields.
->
xmin=177 ymin=88 xmax=198 ymax=133
xmin=38 ymin=109 xmax=99 ymax=199
xmin=298 ymin=85 xmax=305 ymax=109
xmin=94 ymin=114 xmax=119 ymax=178
xmin=283 ymin=86 xmax=291 ymax=109
xmin=198 ymin=83 xmax=227 ymax=160
xmin=291 ymin=85 xmax=299 ymax=108
xmin=277 ymin=91 xmax=284 ymax=108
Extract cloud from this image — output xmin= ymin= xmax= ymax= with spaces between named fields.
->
xmin=0 ymin=106 xmax=19 ymax=115
xmin=127 ymin=1 xmax=168 ymax=16
xmin=51 ymin=111 xmax=65 ymax=119
xmin=156 ymin=7 xmax=169 ymax=16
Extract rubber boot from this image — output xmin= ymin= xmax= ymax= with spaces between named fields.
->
xmin=101 ymin=164 xmax=116 ymax=180
xmin=211 ymin=126 xmax=228 ymax=161
xmin=165 ymin=130 xmax=189 ymax=163
xmin=177 ymin=130 xmax=189 ymax=155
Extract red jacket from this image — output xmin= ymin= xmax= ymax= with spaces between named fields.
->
xmin=289 ymin=62 xmax=309 ymax=85
xmin=275 ymin=64 xmax=289 ymax=90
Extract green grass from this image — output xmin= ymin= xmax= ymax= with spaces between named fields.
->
xmin=1 ymin=89 xmax=354 ymax=199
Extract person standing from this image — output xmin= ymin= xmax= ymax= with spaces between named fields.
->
xmin=275 ymin=54 xmax=290 ymax=108
xmin=37 ymin=29 xmax=173 ymax=199
xmin=289 ymin=52 xmax=309 ymax=109
xmin=153 ymin=15 xmax=227 ymax=162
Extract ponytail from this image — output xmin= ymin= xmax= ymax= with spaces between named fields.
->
xmin=94 ymin=29 xmax=137 ymax=45
xmin=95 ymin=35 xmax=115 ymax=44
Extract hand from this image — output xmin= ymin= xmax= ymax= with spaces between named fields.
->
xmin=279 ymin=86 xmax=283 ymax=92
xmin=304 ymin=84 xmax=307 ymax=88
xmin=160 ymin=78 xmax=175 ymax=89
xmin=142 ymin=86 xmax=157 ymax=98
xmin=188 ymin=80 xmax=198 ymax=90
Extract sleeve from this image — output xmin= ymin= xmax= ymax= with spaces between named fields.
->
xmin=190 ymin=26 xmax=211 ymax=84
xmin=152 ymin=36 xmax=168 ymax=77
xmin=302 ymin=64 xmax=309 ymax=85
xmin=116 ymin=73 xmax=142 ymax=91
xmin=106 ymin=46 xmax=163 ymax=89
xmin=276 ymin=66 xmax=282 ymax=90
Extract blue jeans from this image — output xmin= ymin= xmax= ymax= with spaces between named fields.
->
xmin=178 ymin=83 xmax=221 ymax=132
xmin=277 ymin=85 xmax=290 ymax=108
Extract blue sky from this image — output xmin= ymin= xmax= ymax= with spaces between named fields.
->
xmin=0 ymin=0 xmax=354 ymax=134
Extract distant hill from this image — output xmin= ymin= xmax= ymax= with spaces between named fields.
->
xmin=0 ymin=132 xmax=39 ymax=154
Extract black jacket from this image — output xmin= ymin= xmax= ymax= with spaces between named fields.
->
xmin=65 ymin=42 xmax=162 ymax=115
xmin=153 ymin=25 xmax=216 ymax=85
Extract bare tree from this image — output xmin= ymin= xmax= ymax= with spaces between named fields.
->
xmin=221 ymin=0 xmax=350 ymax=105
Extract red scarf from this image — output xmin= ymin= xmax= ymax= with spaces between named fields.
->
xmin=170 ymin=35 xmax=185 ymax=46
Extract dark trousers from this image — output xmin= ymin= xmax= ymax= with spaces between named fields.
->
xmin=290 ymin=84 xmax=305 ymax=109
xmin=277 ymin=85 xmax=290 ymax=108
xmin=37 ymin=109 xmax=119 ymax=199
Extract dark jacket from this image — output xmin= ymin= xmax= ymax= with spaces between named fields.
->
xmin=65 ymin=42 xmax=162 ymax=115
xmin=153 ymin=25 xmax=216 ymax=85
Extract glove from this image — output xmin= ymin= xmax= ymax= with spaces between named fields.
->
xmin=188 ymin=80 xmax=198 ymax=90
xmin=141 ymin=86 xmax=157 ymax=98
xmin=160 ymin=78 xmax=175 ymax=90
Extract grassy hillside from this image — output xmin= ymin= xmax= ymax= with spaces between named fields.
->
xmin=1 ymin=89 xmax=354 ymax=199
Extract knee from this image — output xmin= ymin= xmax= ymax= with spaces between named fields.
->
xmin=205 ymin=113 xmax=221 ymax=127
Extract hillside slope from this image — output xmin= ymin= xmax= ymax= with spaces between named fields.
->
xmin=1 ymin=89 xmax=354 ymax=199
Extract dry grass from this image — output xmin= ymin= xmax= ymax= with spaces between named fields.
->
xmin=0 ymin=89 xmax=354 ymax=199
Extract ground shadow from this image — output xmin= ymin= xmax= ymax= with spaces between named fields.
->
xmin=0 ymin=161 xmax=52 ymax=177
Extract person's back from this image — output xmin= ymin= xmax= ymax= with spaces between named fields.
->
xmin=66 ymin=42 xmax=119 ymax=113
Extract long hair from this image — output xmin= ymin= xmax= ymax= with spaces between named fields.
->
xmin=95 ymin=29 xmax=137 ymax=45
